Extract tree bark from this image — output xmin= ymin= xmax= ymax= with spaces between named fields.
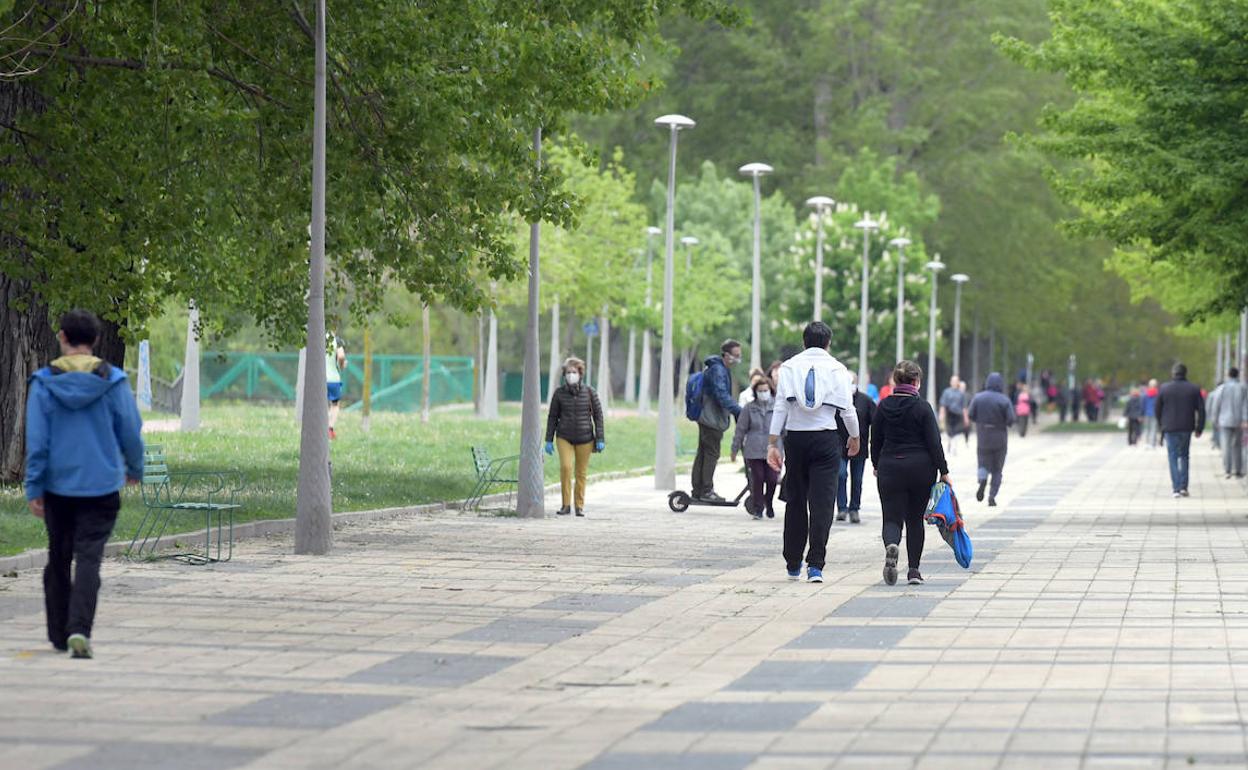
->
xmin=0 ymin=276 xmax=58 ymax=483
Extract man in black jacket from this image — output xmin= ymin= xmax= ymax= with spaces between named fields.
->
xmin=1156 ymin=362 xmax=1205 ymax=498
xmin=836 ymin=374 xmax=876 ymax=523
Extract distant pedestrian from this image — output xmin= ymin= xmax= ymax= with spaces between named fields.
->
xmin=1141 ymin=379 xmax=1159 ymax=447
xmin=1069 ymin=383 xmax=1081 ymax=423
xmin=1124 ymin=387 xmax=1143 ymax=445
xmin=1015 ymin=382 xmax=1032 ymax=438
xmin=544 ymin=357 xmax=605 ymax=516
xmin=836 ymin=373 xmax=876 ymax=524
xmin=1206 ymin=383 xmax=1223 ymax=450
xmin=938 ymin=375 xmax=967 ymax=455
xmin=25 ymin=310 xmax=145 ymax=659
xmin=326 ymin=334 xmax=347 ymax=439
xmin=878 ymin=373 xmax=894 ymax=402
xmin=1156 ymin=363 xmax=1206 ymax=498
xmin=870 ymin=360 xmax=950 ymax=586
xmin=1207 ymin=367 xmax=1248 ymax=479
xmin=1083 ymin=379 xmax=1102 ymax=422
xmin=732 ymin=375 xmax=780 ymax=520
xmin=691 ymin=340 xmax=743 ymax=501
xmin=968 ymin=372 xmax=1016 ymax=507
xmin=738 ymin=366 xmax=767 ymax=407
xmin=768 ymin=322 xmax=858 ymax=584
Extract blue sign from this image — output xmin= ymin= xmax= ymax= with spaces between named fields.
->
xmin=583 ymin=320 xmax=599 ymax=337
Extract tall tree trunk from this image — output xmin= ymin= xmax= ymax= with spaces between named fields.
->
xmin=0 ymin=276 xmax=58 ymax=483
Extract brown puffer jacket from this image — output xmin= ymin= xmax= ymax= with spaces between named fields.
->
xmin=545 ymin=384 xmax=604 ymax=445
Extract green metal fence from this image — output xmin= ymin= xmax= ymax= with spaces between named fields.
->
xmin=200 ymin=352 xmax=475 ymax=412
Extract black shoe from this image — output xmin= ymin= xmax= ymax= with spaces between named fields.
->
xmin=835 ymin=510 xmax=847 ymax=522
xmin=907 ymin=569 xmax=924 ymax=585
xmin=765 ymin=507 xmax=775 ymax=519
xmin=575 ymin=508 xmax=585 ymax=517
xmin=849 ymin=510 xmax=861 ymax=524
xmin=1180 ymin=489 xmax=1190 ymax=497
xmin=883 ymin=544 xmax=899 ymax=586
xmin=700 ymin=491 xmax=725 ymax=502
xmin=976 ymin=480 xmax=986 ymax=502
xmin=556 ymin=506 xmax=571 ymax=516
xmin=988 ymin=498 xmax=998 ymax=507
xmin=52 ymin=641 xmax=67 ymax=653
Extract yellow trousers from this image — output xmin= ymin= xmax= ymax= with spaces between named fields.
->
xmin=556 ymin=438 xmax=593 ymax=510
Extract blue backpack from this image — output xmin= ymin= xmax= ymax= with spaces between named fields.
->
xmin=685 ymin=371 xmax=705 ymax=421
xmin=925 ymin=482 xmax=973 ymax=569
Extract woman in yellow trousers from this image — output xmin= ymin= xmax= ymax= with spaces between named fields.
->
xmin=544 ymin=357 xmax=605 ymax=516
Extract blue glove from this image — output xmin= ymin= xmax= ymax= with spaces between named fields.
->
xmin=544 ymin=441 xmax=554 ymax=456
xmin=595 ymin=441 xmax=605 ymax=452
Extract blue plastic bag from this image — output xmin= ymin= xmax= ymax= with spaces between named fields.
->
xmin=925 ymin=482 xmax=973 ymax=569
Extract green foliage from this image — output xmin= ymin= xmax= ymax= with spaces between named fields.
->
xmin=1000 ymin=0 xmax=1248 ymax=322
xmin=0 ymin=0 xmax=739 ymax=344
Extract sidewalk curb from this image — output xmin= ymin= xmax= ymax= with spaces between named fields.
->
xmin=0 ymin=462 xmax=689 ymax=575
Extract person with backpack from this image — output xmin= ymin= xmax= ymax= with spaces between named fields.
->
xmin=870 ymin=359 xmax=950 ymax=585
xmin=544 ymin=357 xmax=605 ymax=516
xmin=1207 ymin=367 xmax=1247 ymax=478
xmin=731 ymin=374 xmax=779 ymax=519
xmin=967 ymin=372 xmax=1016 ymax=507
xmin=687 ymin=340 xmax=743 ymax=502
xmin=767 ymin=322 xmax=858 ymax=584
xmin=25 ymin=310 xmax=145 ymax=659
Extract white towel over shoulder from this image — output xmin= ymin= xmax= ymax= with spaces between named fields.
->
xmin=777 ymin=347 xmax=853 ymax=412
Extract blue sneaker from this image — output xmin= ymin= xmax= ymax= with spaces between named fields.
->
xmin=807 ymin=567 xmax=823 ymax=583
xmin=786 ymin=566 xmax=801 ymax=581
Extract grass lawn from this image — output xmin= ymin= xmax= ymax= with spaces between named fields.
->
xmin=1042 ymin=420 xmax=1123 ymax=433
xmin=0 ymin=402 xmax=701 ymax=558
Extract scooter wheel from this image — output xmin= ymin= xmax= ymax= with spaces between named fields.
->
xmin=668 ymin=491 xmax=691 ymax=513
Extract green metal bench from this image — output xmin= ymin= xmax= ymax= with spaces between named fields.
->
xmin=466 ymin=446 xmax=519 ymax=510
xmin=126 ymin=444 xmax=243 ymax=564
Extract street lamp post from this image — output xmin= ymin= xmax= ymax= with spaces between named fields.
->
xmin=680 ymin=235 xmax=699 ymax=270
xmin=740 ymin=162 xmax=773 ymax=371
xmin=925 ymin=257 xmax=946 ymax=408
xmin=951 ymin=273 xmax=969 ymax=379
xmin=654 ymin=114 xmax=695 ymax=491
xmin=890 ymin=237 xmax=911 ymax=363
xmin=854 ymin=215 xmax=880 ymax=388
xmin=638 ymin=226 xmax=661 ymax=416
xmin=806 ymin=196 xmax=834 ymax=322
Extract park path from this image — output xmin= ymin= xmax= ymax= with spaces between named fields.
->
xmin=2 ymin=426 xmax=1248 ymax=769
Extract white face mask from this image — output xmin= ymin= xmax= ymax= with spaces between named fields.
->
xmin=565 ymin=371 xmax=580 ymax=385
xmin=757 ymin=390 xmax=772 ymax=402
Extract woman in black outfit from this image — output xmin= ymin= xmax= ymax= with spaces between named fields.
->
xmin=870 ymin=360 xmax=950 ymax=586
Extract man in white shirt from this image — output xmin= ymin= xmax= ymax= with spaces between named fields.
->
xmin=767 ymin=321 xmax=860 ymax=584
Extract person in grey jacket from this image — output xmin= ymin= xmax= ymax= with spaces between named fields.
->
xmin=731 ymin=375 xmax=779 ymax=519
xmin=967 ymin=372 xmax=1016 ymax=507
xmin=1208 ymin=367 xmax=1248 ymax=478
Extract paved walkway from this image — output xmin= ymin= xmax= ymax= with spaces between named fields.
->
xmin=3 ymin=427 xmax=1248 ymax=769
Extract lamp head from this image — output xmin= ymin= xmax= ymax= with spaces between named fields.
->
xmin=654 ymin=114 xmax=695 ymax=130
xmin=738 ymin=162 xmax=774 ymax=177
xmin=889 ymin=237 xmax=911 ymax=248
xmin=680 ymin=236 xmax=699 ymax=246
xmin=926 ymin=260 xmax=946 ymax=272
xmin=646 ymin=226 xmax=662 ymax=236
xmin=853 ymin=217 xmax=879 ymax=231
xmin=951 ymin=273 xmax=970 ymax=284
xmin=805 ymin=195 xmax=834 ymax=209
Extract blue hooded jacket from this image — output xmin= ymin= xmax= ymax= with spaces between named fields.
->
xmin=25 ymin=356 xmax=145 ymax=501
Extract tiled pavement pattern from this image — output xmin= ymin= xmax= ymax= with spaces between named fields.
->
xmin=2 ymin=430 xmax=1248 ymax=769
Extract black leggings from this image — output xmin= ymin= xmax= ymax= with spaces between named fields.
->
xmin=876 ymin=454 xmax=937 ymax=570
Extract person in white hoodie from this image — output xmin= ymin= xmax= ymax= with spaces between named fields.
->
xmin=767 ymin=321 xmax=860 ymax=584
xmin=1208 ymin=367 xmax=1248 ymax=478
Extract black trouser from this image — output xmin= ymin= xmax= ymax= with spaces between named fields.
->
xmin=1018 ymin=414 xmax=1029 ymax=437
xmin=745 ymin=458 xmax=779 ymax=515
xmin=1127 ymin=418 xmax=1141 ymax=445
xmin=877 ymin=454 xmax=935 ymax=570
xmin=977 ymin=445 xmax=1008 ymax=499
xmin=43 ymin=491 xmax=120 ymax=646
xmin=782 ymin=430 xmax=841 ymax=571
xmin=692 ymin=424 xmax=724 ymax=497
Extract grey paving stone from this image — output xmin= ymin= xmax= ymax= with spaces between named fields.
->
xmin=206 ymin=692 xmax=405 ymax=729
xmin=582 ymin=753 xmax=756 ymax=770
xmin=831 ymin=596 xmax=940 ymax=618
xmin=533 ymin=593 xmax=656 ymax=613
xmin=52 ymin=742 xmax=262 ymax=770
xmin=453 ymin=616 xmax=596 ymax=644
xmin=346 ymin=651 xmax=520 ymax=686
xmin=622 ymin=572 xmax=709 ymax=587
xmin=785 ymin=624 xmax=912 ymax=649
xmin=642 ymin=701 xmax=820 ymax=731
xmin=726 ymin=660 xmax=876 ymax=692
xmin=0 ymin=595 xmax=43 ymax=621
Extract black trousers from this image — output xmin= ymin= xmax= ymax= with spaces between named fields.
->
xmin=43 ymin=491 xmax=120 ymax=646
xmin=745 ymin=458 xmax=779 ymax=515
xmin=782 ymin=430 xmax=841 ymax=571
xmin=877 ymin=454 xmax=935 ymax=570
xmin=692 ymin=424 xmax=724 ymax=497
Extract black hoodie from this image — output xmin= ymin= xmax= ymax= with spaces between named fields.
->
xmin=869 ymin=392 xmax=949 ymax=475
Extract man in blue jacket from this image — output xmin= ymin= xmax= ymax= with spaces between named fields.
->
xmin=692 ymin=339 xmax=743 ymax=501
xmin=25 ymin=309 xmax=144 ymax=659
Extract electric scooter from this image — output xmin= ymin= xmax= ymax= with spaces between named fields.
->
xmin=667 ymin=465 xmax=756 ymax=514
